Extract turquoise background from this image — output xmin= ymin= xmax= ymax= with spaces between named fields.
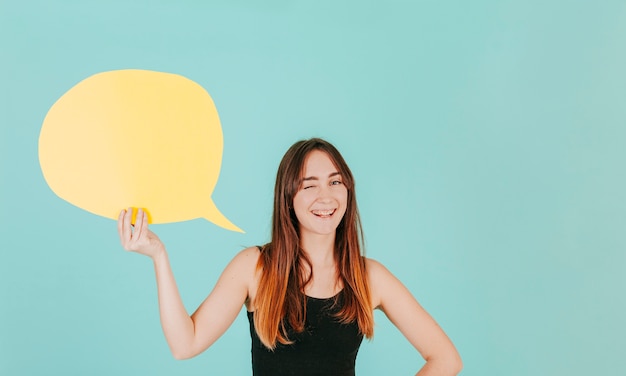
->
xmin=1 ymin=1 xmax=625 ymax=375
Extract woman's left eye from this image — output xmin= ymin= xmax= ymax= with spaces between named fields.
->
xmin=331 ymin=180 xmax=342 ymax=186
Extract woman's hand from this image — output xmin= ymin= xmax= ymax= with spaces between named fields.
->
xmin=118 ymin=208 xmax=165 ymax=259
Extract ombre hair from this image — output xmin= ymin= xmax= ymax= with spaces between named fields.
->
xmin=253 ymin=138 xmax=374 ymax=349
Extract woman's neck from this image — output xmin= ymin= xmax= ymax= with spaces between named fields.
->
xmin=299 ymin=233 xmax=342 ymax=298
xmin=300 ymin=233 xmax=336 ymax=267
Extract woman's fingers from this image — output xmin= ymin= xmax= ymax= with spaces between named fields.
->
xmin=117 ymin=209 xmax=126 ymax=243
xmin=117 ymin=207 xmax=163 ymax=258
xmin=134 ymin=208 xmax=144 ymax=240
xmin=140 ymin=209 xmax=149 ymax=237
xmin=120 ymin=208 xmax=151 ymax=248
xmin=119 ymin=207 xmax=135 ymax=249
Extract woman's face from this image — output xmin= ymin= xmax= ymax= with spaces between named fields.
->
xmin=292 ymin=150 xmax=348 ymax=239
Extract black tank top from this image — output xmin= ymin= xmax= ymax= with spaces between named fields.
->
xmin=247 ymin=292 xmax=364 ymax=376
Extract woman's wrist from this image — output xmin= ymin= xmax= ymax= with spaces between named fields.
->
xmin=151 ymin=245 xmax=168 ymax=264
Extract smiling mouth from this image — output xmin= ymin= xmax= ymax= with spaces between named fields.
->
xmin=311 ymin=209 xmax=336 ymax=218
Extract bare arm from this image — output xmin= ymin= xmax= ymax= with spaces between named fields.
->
xmin=367 ymin=259 xmax=463 ymax=376
xmin=118 ymin=208 xmax=257 ymax=359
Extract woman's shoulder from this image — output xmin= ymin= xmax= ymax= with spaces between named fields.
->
xmin=221 ymin=246 xmax=262 ymax=310
xmin=229 ymin=246 xmax=262 ymax=269
xmin=219 ymin=246 xmax=262 ymax=286
xmin=364 ymin=257 xmax=403 ymax=309
xmin=364 ymin=257 xmax=390 ymax=278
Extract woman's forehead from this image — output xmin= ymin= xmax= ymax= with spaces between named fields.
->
xmin=300 ymin=150 xmax=340 ymax=176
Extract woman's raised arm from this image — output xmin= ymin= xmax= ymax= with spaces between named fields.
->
xmin=118 ymin=208 xmax=258 ymax=359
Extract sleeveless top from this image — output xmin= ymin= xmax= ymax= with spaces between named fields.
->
xmin=247 ymin=291 xmax=364 ymax=376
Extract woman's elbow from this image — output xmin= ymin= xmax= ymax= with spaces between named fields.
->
xmin=454 ymin=360 xmax=463 ymax=375
xmin=447 ymin=352 xmax=463 ymax=375
xmin=172 ymin=351 xmax=192 ymax=361
xmin=170 ymin=345 xmax=202 ymax=360
xmin=425 ymin=351 xmax=463 ymax=375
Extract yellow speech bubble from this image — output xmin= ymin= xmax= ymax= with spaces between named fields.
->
xmin=39 ymin=69 xmax=243 ymax=232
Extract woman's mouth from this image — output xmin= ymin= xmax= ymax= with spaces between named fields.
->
xmin=311 ymin=209 xmax=336 ymax=218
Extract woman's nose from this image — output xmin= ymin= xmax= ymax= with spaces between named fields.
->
xmin=316 ymin=186 xmax=333 ymax=201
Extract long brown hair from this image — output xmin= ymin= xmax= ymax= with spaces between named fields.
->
xmin=254 ymin=138 xmax=374 ymax=349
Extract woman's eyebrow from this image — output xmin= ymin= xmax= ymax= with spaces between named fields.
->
xmin=302 ymin=172 xmax=341 ymax=181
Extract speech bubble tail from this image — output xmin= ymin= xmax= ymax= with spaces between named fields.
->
xmin=203 ymin=200 xmax=244 ymax=233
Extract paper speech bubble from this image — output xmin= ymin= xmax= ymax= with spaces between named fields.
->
xmin=39 ymin=69 xmax=243 ymax=232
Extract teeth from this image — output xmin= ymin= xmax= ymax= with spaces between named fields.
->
xmin=312 ymin=209 xmax=335 ymax=216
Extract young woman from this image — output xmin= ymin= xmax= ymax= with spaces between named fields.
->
xmin=118 ymin=138 xmax=462 ymax=375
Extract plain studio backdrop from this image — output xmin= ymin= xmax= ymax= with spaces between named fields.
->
xmin=1 ymin=1 xmax=625 ymax=375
